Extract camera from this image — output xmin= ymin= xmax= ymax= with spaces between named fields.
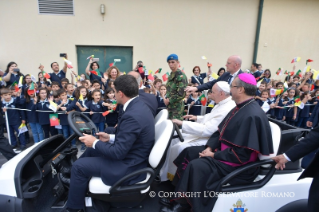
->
xmin=59 ymin=53 xmax=67 ymax=58
xmin=13 ymin=68 xmax=20 ymax=72
xmin=138 ymin=64 xmax=143 ymax=67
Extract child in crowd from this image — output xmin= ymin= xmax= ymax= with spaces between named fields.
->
xmin=206 ymin=89 xmax=214 ymax=114
xmin=103 ymin=88 xmax=118 ymax=127
xmin=87 ymin=89 xmax=107 ymax=132
xmin=37 ymin=71 xmax=51 ymax=89
xmin=255 ymin=80 xmax=266 ymax=98
xmin=187 ymin=90 xmax=202 ymax=116
xmin=283 ymin=88 xmax=299 ymax=126
xmin=65 ymin=83 xmax=75 ymax=100
xmin=21 ymin=87 xmax=44 ymax=144
xmin=296 ymin=92 xmax=311 ymax=128
xmin=91 ymin=79 xmax=105 ymax=96
xmin=157 ymin=85 xmax=167 ymax=114
xmin=61 ymin=78 xmax=69 ymax=89
xmin=32 ymin=88 xmax=58 ymax=138
xmin=1 ymin=88 xmax=26 ymax=150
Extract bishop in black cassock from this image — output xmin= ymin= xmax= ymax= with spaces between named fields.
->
xmin=161 ymin=73 xmax=274 ymax=212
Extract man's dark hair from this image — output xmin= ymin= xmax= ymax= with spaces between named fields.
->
xmin=114 ymin=75 xmax=138 ymax=98
xmin=252 ymin=63 xmax=259 ymax=69
xmin=92 ymin=79 xmax=100 ymax=85
xmin=276 ymin=82 xmax=284 ymax=87
xmin=288 ymin=82 xmax=296 ymax=87
xmin=235 ymin=77 xmax=257 ymax=96
xmin=51 ymin=62 xmax=58 ymax=68
xmin=293 ymin=75 xmax=300 ymax=80
xmin=61 ymin=78 xmax=69 ymax=83
xmin=57 ymin=89 xmax=66 ymax=97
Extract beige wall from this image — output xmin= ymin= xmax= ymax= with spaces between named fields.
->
xmin=257 ymin=0 xmax=319 ymax=80
xmin=0 ymin=0 xmax=259 ymax=80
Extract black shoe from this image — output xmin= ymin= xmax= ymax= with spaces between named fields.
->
xmin=159 ymin=203 xmax=190 ymax=212
xmin=159 ymin=197 xmax=173 ymax=206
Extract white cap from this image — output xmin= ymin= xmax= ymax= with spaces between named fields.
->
xmin=216 ymin=81 xmax=230 ymax=93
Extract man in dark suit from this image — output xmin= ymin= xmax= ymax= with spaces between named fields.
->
xmin=272 ymin=126 xmax=319 ymax=212
xmin=185 ymin=55 xmax=243 ymax=93
xmin=129 ymin=71 xmax=158 ymax=117
xmin=65 ymin=75 xmax=155 ymax=212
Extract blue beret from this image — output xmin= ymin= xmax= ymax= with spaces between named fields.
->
xmin=167 ymin=54 xmax=178 ymax=62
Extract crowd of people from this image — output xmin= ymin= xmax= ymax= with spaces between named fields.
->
xmin=0 ymin=53 xmax=318 ymax=212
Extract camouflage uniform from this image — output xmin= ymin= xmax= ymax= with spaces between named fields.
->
xmin=166 ymin=69 xmax=188 ymax=120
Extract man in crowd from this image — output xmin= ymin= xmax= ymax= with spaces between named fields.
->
xmin=160 ymin=81 xmax=236 ymax=182
xmin=39 ymin=54 xmax=68 ymax=86
xmin=65 ymin=75 xmax=155 ymax=212
xmin=160 ymin=73 xmax=273 ymax=212
xmin=185 ymin=55 xmax=243 ymax=93
xmin=164 ymin=54 xmax=188 ymax=120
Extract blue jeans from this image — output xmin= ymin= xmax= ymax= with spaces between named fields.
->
xmin=95 ymin=122 xmax=105 ymax=132
xmin=29 ymin=123 xmax=44 ymax=143
xmin=62 ymin=125 xmax=76 ymax=145
xmin=9 ymin=124 xmax=26 ymax=147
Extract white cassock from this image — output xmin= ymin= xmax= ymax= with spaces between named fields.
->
xmin=160 ymin=96 xmax=236 ymax=181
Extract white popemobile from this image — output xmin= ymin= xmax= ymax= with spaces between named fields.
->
xmin=0 ymin=110 xmax=312 ymax=212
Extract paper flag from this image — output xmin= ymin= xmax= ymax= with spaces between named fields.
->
xmin=109 ymin=61 xmax=117 ymax=67
xmin=27 ymin=82 xmax=36 ymax=96
xmin=87 ymin=55 xmax=94 ymax=60
xmin=312 ymin=70 xmax=319 ymax=80
xmin=49 ymin=114 xmax=60 ymax=126
xmin=162 ymin=73 xmax=168 ymax=82
xmin=148 ymin=73 xmax=154 ymax=81
xmin=261 ymin=102 xmax=270 ymax=113
xmin=207 ymin=62 xmax=212 ymax=67
xmin=18 ymin=76 xmax=23 ymax=88
xmin=138 ymin=67 xmax=144 ymax=74
xmin=211 ymin=73 xmax=219 ymax=80
xmin=155 ymin=68 xmax=162 ymax=74
xmin=270 ymin=88 xmax=284 ymax=97
xmin=102 ymin=111 xmax=110 ymax=117
xmin=257 ymin=80 xmax=262 ymax=88
xmin=90 ymin=69 xmax=101 ymax=77
xmin=284 ymin=70 xmax=288 ymax=75
xmin=201 ymin=56 xmax=207 ymax=60
xmin=31 ymin=75 xmax=37 ymax=82
xmin=18 ymin=123 xmax=28 ymax=136
xmin=199 ymin=93 xmax=207 ymax=106
xmin=63 ymin=58 xmax=73 ymax=69
xmin=306 ymin=59 xmax=313 ymax=65
xmin=42 ymin=71 xmax=50 ymax=79
xmin=284 ymin=81 xmax=288 ymax=89
xmin=11 ymin=81 xmax=19 ymax=92
xmin=291 ymin=57 xmax=301 ymax=63
xmin=296 ymin=70 xmax=302 ymax=77
xmin=276 ymin=68 xmax=282 ymax=75
xmin=289 ymin=71 xmax=295 ymax=76
xmin=48 ymin=101 xmax=58 ymax=112
xmin=78 ymin=94 xmax=84 ymax=101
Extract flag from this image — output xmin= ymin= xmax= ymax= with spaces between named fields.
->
xmin=102 ymin=111 xmax=110 ymax=117
xmin=18 ymin=76 xmax=23 ymax=88
xmin=284 ymin=70 xmax=288 ymax=75
xmin=49 ymin=114 xmax=60 ymax=126
xmin=296 ymin=69 xmax=302 ymax=77
xmin=31 ymin=75 xmax=37 ymax=82
xmin=284 ymin=81 xmax=288 ymax=89
xmin=257 ymin=80 xmax=262 ymax=88
xmin=18 ymin=123 xmax=28 ymax=136
xmin=294 ymin=96 xmax=304 ymax=108
xmin=148 ymin=73 xmax=154 ymax=81
xmin=207 ymin=62 xmax=212 ymax=67
xmin=87 ymin=55 xmax=94 ymax=60
xmin=291 ymin=57 xmax=301 ymax=63
xmin=166 ymin=72 xmax=170 ymax=76
xmin=201 ymin=56 xmax=207 ymax=60
xmin=78 ymin=94 xmax=84 ymax=101
xmin=270 ymin=88 xmax=284 ymax=97
xmin=211 ymin=72 xmax=219 ymax=80
xmin=199 ymin=93 xmax=207 ymax=106
xmin=155 ymin=68 xmax=162 ymax=74
xmin=27 ymin=82 xmax=36 ymax=95
xmin=311 ymin=84 xmax=315 ymax=91
xmin=90 ymin=69 xmax=101 ymax=77
xmin=109 ymin=61 xmax=117 ymax=67
xmin=294 ymin=96 xmax=301 ymax=103
xmin=262 ymin=102 xmax=270 ymax=113
xmin=306 ymin=59 xmax=313 ymax=65
xmin=138 ymin=67 xmax=144 ymax=74
xmin=11 ymin=81 xmax=19 ymax=92
xmin=48 ymin=101 xmax=58 ymax=112
xmin=162 ymin=73 xmax=168 ymax=82
xmin=289 ymin=71 xmax=294 ymax=76
xmin=123 ymin=72 xmax=126 ymax=75
xmin=312 ymin=69 xmax=319 ymax=80
xmin=276 ymin=68 xmax=282 ymax=75
xmin=75 ymin=75 xmax=81 ymax=82
xmin=63 ymin=58 xmax=73 ymax=69
xmin=42 ymin=71 xmax=50 ymax=79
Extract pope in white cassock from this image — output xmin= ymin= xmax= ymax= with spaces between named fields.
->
xmin=160 ymin=81 xmax=236 ymax=181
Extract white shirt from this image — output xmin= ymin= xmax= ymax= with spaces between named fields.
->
xmin=182 ymin=96 xmax=236 ymax=138
xmin=229 ymin=69 xmax=241 ymax=84
xmin=93 ymin=96 xmax=138 ymax=148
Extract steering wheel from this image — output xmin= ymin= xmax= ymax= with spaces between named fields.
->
xmin=68 ymin=111 xmax=98 ymax=137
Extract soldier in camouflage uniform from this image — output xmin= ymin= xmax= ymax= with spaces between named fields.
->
xmin=164 ymin=54 xmax=188 ymax=120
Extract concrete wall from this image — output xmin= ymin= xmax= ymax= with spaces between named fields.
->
xmin=0 ymin=0 xmax=259 ymax=79
xmin=257 ymin=0 xmax=319 ymax=80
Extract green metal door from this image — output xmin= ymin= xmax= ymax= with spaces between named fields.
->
xmin=76 ymin=46 xmax=133 ymax=77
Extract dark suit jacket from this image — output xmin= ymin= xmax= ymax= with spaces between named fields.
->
xmin=196 ymin=70 xmax=243 ymax=91
xmin=285 ymin=126 xmax=319 ymax=179
xmin=138 ymin=89 xmax=158 ymax=117
xmin=308 ymin=103 xmax=319 ymax=127
xmin=95 ymin=97 xmax=155 ymax=185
